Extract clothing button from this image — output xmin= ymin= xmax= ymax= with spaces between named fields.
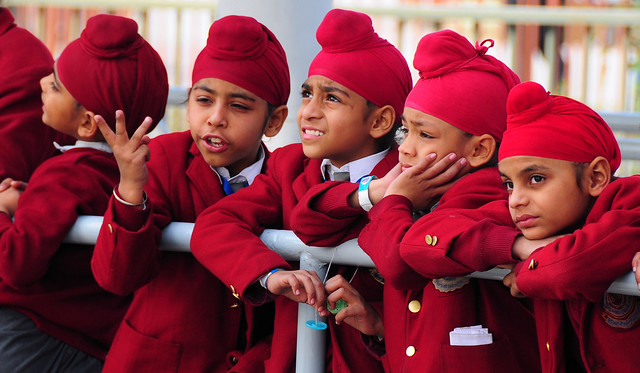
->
xmin=528 ymin=259 xmax=538 ymax=270
xmin=431 ymin=236 xmax=438 ymax=246
xmin=425 ymin=235 xmax=433 ymax=245
xmin=408 ymin=300 xmax=421 ymax=313
xmin=546 ymin=341 xmax=550 ymax=351
xmin=108 ymin=224 xmax=113 ymax=234
xmin=230 ymin=302 xmax=239 ymax=308
xmin=230 ymin=285 xmax=241 ymax=300
xmin=231 ymin=356 xmax=238 ymax=365
xmin=406 ymin=346 xmax=416 ymax=357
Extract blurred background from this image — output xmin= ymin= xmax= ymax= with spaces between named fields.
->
xmin=6 ymin=0 xmax=640 ymax=173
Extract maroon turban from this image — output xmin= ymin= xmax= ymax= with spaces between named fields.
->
xmin=406 ymin=29 xmax=520 ymax=142
xmin=56 ymin=14 xmax=168 ymax=137
xmin=309 ymin=8 xmax=413 ymax=118
xmin=499 ymin=81 xmax=621 ymax=172
xmin=192 ymin=15 xmax=290 ymax=107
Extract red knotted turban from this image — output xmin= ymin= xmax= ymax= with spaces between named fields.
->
xmin=406 ymin=29 xmax=520 ymax=142
xmin=308 ymin=8 xmax=413 ymax=119
xmin=56 ymin=14 xmax=168 ymax=137
xmin=192 ymin=15 xmax=290 ymax=108
xmin=499 ymin=81 xmax=621 ymax=172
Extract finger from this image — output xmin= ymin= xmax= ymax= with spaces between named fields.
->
xmin=10 ymin=181 xmax=27 ymax=192
xmin=0 ymin=178 xmax=13 ymax=193
xmin=113 ymin=110 xmax=129 ymax=140
xmin=95 ymin=115 xmax=116 ymax=146
xmin=129 ymin=116 xmax=154 ymax=145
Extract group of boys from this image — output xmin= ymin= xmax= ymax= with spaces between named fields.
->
xmin=1 ymin=4 xmax=639 ymax=373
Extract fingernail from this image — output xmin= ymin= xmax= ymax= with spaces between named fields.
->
xmin=429 ymin=153 xmax=436 ymax=159
xmin=449 ymin=153 xmax=457 ymax=160
xmin=459 ymin=158 xmax=467 ymax=166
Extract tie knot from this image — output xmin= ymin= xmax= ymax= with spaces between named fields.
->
xmin=333 ymin=171 xmax=351 ymax=181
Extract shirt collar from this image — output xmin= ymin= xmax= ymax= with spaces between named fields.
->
xmin=212 ymin=146 xmax=265 ymax=185
xmin=53 ymin=140 xmax=113 ymax=153
xmin=320 ymin=148 xmax=390 ymax=182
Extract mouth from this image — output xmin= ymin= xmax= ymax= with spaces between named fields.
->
xmin=515 ymin=214 xmax=537 ymax=229
xmin=302 ymin=128 xmax=325 ymax=138
xmin=202 ymin=135 xmax=228 ymax=151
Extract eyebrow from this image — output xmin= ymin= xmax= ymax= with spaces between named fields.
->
xmin=301 ymin=82 xmax=351 ymax=98
xmin=192 ymin=85 xmax=256 ymax=102
xmin=499 ymin=164 xmax=551 ymax=178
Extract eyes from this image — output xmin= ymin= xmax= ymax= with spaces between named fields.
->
xmin=300 ymin=88 xmax=341 ymax=103
xmin=502 ymin=175 xmax=546 ymax=192
xmin=193 ymin=96 xmax=250 ymax=111
xmin=398 ymin=126 xmax=433 ymax=139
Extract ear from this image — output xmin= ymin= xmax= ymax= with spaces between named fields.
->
xmin=263 ymin=105 xmax=288 ymax=138
xmin=466 ymin=134 xmax=496 ymax=168
xmin=585 ymin=156 xmax=611 ymax=197
xmin=76 ymin=110 xmax=100 ymax=140
xmin=369 ymin=105 xmax=395 ymax=139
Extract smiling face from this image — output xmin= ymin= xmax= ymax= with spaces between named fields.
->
xmin=499 ymin=156 xmax=592 ymax=239
xmin=398 ymin=107 xmax=475 ymax=172
xmin=297 ymin=75 xmax=379 ymax=168
xmin=187 ymin=77 xmax=272 ymax=176
xmin=39 ymin=67 xmax=86 ymax=138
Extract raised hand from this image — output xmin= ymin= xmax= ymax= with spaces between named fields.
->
xmin=385 ymin=152 xmax=467 ymax=211
xmin=96 ymin=110 xmax=153 ymax=205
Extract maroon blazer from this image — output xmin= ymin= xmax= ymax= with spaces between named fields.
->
xmin=513 ymin=176 xmax=640 ymax=373
xmin=0 ymin=147 xmax=129 ymax=359
xmin=0 ymin=8 xmax=73 ymax=182
xmin=192 ymin=143 xmax=398 ymax=373
xmin=358 ymin=168 xmax=541 ymax=373
xmin=92 ymin=131 xmax=273 ymax=372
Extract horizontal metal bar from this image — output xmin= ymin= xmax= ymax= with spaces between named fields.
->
xmin=338 ymin=3 xmax=640 ymax=27
xmin=65 ymin=215 xmax=640 ymax=296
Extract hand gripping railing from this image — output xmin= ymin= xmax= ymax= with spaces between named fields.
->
xmin=65 ymin=216 xmax=640 ymax=372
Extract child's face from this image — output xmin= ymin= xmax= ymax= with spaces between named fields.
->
xmin=297 ymin=75 xmax=378 ymax=168
xmin=499 ymin=156 xmax=592 ymax=240
xmin=187 ymin=78 xmax=271 ymax=176
xmin=39 ymin=67 xmax=86 ymax=137
xmin=398 ymin=107 xmax=473 ymax=172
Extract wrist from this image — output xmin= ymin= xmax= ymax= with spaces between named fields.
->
xmin=358 ymin=176 xmax=377 ymax=212
xmin=113 ymin=184 xmax=148 ymax=210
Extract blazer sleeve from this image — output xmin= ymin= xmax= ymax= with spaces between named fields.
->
xmin=358 ymin=195 xmax=430 ymax=290
xmin=91 ymin=141 xmax=174 ymax=296
xmin=190 ymin=150 xmax=293 ymax=305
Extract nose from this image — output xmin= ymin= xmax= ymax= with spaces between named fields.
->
xmin=40 ymin=73 xmax=52 ymax=92
xmin=207 ymin=103 xmax=227 ymax=128
xmin=398 ymin=133 xmax=416 ymax=158
xmin=508 ymin=184 xmax=528 ymax=209
xmin=298 ymin=96 xmax=321 ymax=122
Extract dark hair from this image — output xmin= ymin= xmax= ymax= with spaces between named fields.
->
xmin=572 ymin=162 xmax=588 ymax=191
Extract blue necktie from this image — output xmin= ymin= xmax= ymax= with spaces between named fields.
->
xmin=221 ymin=177 xmax=248 ymax=195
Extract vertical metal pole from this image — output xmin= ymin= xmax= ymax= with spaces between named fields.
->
xmin=295 ymin=251 xmax=327 ymax=373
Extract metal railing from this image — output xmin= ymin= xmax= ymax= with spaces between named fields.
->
xmin=66 ymin=215 xmax=640 ymax=373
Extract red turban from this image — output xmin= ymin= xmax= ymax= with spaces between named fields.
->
xmin=309 ymin=8 xmax=412 ymax=119
xmin=499 ymin=81 xmax=621 ymax=172
xmin=56 ymin=14 xmax=168 ymax=137
xmin=192 ymin=15 xmax=290 ymax=107
xmin=406 ymin=30 xmax=520 ymax=142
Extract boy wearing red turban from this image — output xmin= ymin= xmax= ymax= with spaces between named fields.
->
xmin=0 ymin=14 xmax=168 ymax=371
xmin=497 ymin=81 xmax=639 ymax=372
xmin=0 ymin=7 xmax=73 ymax=183
xmin=313 ymin=30 xmax=542 ymax=372
xmin=91 ymin=15 xmax=289 ymax=372
xmin=191 ymin=8 xmax=413 ymax=372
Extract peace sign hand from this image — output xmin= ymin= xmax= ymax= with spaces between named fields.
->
xmin=96 ymin=110 xmax=153 ymax=205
